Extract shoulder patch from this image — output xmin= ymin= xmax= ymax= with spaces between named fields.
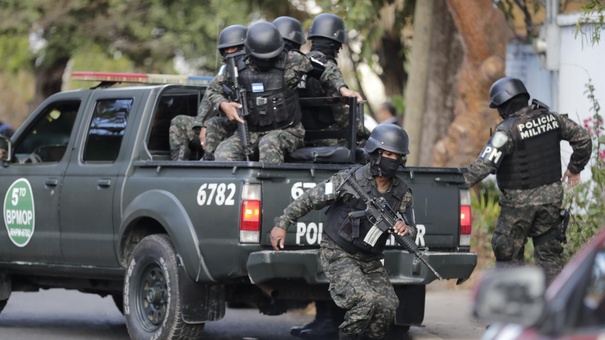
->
xmin=491 ymin=131 xmax=508 ymax=148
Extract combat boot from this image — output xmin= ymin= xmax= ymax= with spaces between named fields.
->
xmin=298 ymin=315 xmax=339 ymax=339
xmin=290 ymin=318 xmax=319 ymax=337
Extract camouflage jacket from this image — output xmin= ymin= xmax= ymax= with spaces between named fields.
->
xmin=464 ymin=105 xmax=592 ymax=207
xmin=192 ymin=89 xmax=214 ymax=129
xmin=274 ymin=163 xmax=416 ymax=237
xmin=206 ymin=50 xmax=313 ymax=113
xmin=306 ymin=50 xmax=347 ymax=96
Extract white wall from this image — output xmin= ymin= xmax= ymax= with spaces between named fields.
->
xmin=557 ymin=13 xmax=604 ymax=182
xmin=506 ymin=13 xmax=604 ymax=183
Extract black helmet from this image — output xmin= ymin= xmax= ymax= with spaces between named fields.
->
xmin=273 ymin=16 xmax=306 ymax=46
xmin=218 ymin=25 xmax=248 ymax=50
xmin=245 ymin=21 xmax=284 ymax=59
xmin=308 ymin=13 xmax=346 ymax=44
xmin=489 ymin=77 xmax=529 ymax=108
xmin=364 ymin=124 xmax=409 ymax=155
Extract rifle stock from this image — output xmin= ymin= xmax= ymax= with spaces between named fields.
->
xmin=338 ymin=172 xmax=443 ymax=280
xmin=224 ymin=52 xmax=253 ymax=160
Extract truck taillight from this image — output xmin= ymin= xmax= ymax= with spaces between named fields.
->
xmin=459 ymin=190 xmax=472 ymax=247
xmin=240 ymin=183 xmax=261 ymax=243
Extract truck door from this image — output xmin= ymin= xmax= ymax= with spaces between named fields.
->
xmin=0 ymin=100 xmax=81 ymax=263
xmin=60 ymin=92 xmax=140 ymax=267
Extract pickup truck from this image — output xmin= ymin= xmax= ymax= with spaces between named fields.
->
xmin=0 ymin=72 xmax=477 ymax=340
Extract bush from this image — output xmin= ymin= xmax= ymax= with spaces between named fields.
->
xmin=562 ymin=79 xmax=605 ymax=261
xmin=470 ymin=179 xmax=499 ymax=269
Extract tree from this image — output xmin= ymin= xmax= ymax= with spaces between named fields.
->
xmin=417 ymin=1 xmax=464 ymax=166
xmin=0 ymin=0 xmax=304 ymax=109
xmin=316 ymin=0 xmax=415 ymax=108
xmin=432 ymin=0 xmax=508 ymax=167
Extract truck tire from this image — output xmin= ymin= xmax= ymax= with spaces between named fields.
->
xmin=124 ymin=234 xmax=204 ymax=340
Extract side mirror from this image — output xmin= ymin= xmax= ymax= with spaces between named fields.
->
xmin=0 ymin=135 xmax=12 ymax=163
xmin=473 ymin=266 xmax=546 ymax=326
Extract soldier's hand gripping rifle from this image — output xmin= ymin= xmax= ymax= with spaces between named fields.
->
xmin=337 ymin=173 xmax=443 ymax=280
xmin=222 ymin=52 xmax=253 ymax=161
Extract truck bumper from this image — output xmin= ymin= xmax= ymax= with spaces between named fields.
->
xmin=247 ymin=249 xmax=477 ymax=285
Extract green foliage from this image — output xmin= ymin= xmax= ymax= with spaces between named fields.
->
xmin=562 ymin=78 xmax=605 ymax=261
xmin=0 ymin=0 xmax=303 ymax=75
xmin=575 ymin=0 xmax=604 ymax=46
xmin=0 ymin=36 xmax=30 ymax=72
xmin=315 ymin=0 xmax=414 ymax=69
xmin=470 ymin=179 xmax=500 ymax=267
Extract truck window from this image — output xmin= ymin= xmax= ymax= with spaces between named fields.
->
xmin=148 ymin=93 xmax=200 ymax=154
xmin=83 ymin=98 xmax=132 ymax=162
xmin=13 ymin=100 xmax=80 ymax=163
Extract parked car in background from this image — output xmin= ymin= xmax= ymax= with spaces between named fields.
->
xmin=473 ymin=227 xmax=605 ymax=340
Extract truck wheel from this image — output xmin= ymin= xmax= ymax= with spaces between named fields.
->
xmin=123 ymin=234 xmax=204 ymax=340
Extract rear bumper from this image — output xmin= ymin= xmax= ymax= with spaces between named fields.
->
xmin=247 ymin=249 xmax=477 ymax=285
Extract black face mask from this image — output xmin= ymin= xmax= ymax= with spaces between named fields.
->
xmin=370 ymin=153 xmax=402 ymax=177
xmin=379 ymin=156 xmax=402 ymax=177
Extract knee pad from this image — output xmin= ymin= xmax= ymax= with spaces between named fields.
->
xmin=491 ymin=231 xmax=515 ymax=261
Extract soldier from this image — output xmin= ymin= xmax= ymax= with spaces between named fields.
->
xmin=273 ymin=16 xmax=306 ymax=52
xmin=464 ymin=77 xmax=592 ymax=282
xmin=271 ymin=124 xmax=415 ymax=340
xmin=303 ymin=13 xmax=365 ymax=147
xmin=168 ymin=24 xmax=247 ymax=161
xmin=209 ymin=21 xmax=312 ymax=162
xmin=288 ymin=13 xmax=364 ymax=338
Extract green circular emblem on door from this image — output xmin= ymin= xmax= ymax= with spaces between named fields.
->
xmin=3 ymin=178 xmax=35 ymax=247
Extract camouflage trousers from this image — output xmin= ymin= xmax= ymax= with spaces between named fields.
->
xmin=169 ymin=115 xmax=197 ymax=160
xmin=204 ymin=116 xmax=237 ymax=160
xmin=214 ymin=122 xmax=305 ymax=163
xmin=493 ymin=204 xmax=564 ymax=282
xmin=319 ymin=238 xmax=398 ymax=339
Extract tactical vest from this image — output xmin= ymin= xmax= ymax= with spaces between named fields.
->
xmin=496 ymin=108 xmax=562 ymax=190
xmin=324 ymin=166 xmax=408 ymax=255
xmin=238 ymin=52 xmax=301 ymax=132
xmin=298 ymin=51 xmax=337 ymax=129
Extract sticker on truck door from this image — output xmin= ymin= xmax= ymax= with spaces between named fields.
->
xmin=3 ymin=178 xmax=35 ymax=247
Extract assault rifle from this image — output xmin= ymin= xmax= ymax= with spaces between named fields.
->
xmin=222 ymin=51 xmax=253 ymax=161
xmin=338 ymin=172 xmax=443 ymax=280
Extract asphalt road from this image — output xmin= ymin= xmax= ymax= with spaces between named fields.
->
xmin=0 ymin=283 xmax=485 ymax=340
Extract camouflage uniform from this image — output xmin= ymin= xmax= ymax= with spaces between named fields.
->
xmin=465 ymin=105 xmax=591 ymax=281
xmin=194 ymin=72 xmax=239 ymax=161
xmin=168 ymin=91 xmax=214 ymax=160
xmin=208 ymin=50 xmax=313 ymax=162
xmin=275 ymin=164 xmax=415 ymax=339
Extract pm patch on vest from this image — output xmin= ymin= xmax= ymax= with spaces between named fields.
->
xmin=479 ymin=131 xmax=508 ymax=167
